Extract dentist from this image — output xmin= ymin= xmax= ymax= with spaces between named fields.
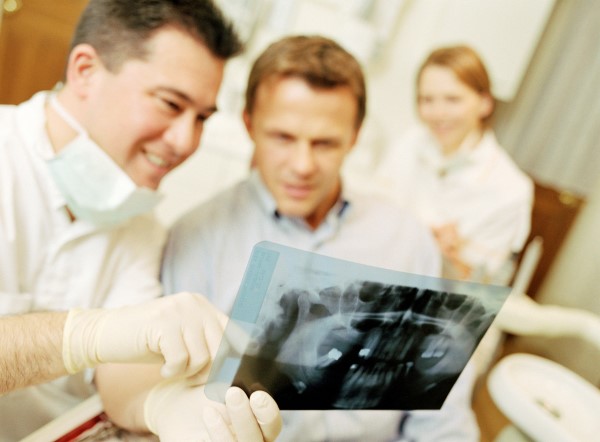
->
xmin=0 ymin=0 xmax=281 ymax=440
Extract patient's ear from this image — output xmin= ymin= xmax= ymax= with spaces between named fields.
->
xmin=242 ymin=109 xmax=253 ymax=136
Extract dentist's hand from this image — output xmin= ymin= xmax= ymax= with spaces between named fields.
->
xmin=432 ymin=223 xmax=471 ymax=279
xmin=144 ymin=377 xmax=282 ymax=442
xmin=62 ymin=292 xmax=226 ymax=378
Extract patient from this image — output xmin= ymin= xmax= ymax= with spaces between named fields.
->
xmin=161 ymin=35 xmax=482 ymax=441
xmin=375 ymin=45 xmax=533 ymax=283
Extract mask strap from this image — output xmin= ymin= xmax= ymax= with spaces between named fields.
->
xmin=50 ymin=95 xmax=87 ymax=135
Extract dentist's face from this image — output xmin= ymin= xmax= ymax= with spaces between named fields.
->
xmin=82 ymin=27 xmax=225 ymax=189
xmin=417 ymin=65 xmax=491 ymax=155
xmin=244 ymin=77 xmax=358 ymax=229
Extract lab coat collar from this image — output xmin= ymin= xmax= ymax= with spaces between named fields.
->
xmin=419 ymin=129 xmax=497 ymax=177
xmin=16 ymin=91 xmax=69 ymax=213
xmin=16 ymin=91 xmax=55 ymax=160
xmin=14 ymin=91 xmax=147 ymax=235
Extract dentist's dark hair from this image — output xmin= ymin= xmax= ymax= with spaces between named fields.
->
xmin=71 ymin=0 xmax=243 ymax=72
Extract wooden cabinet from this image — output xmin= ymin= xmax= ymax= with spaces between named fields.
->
xmin=517 ymin=180 xmax=585 ymax=297
xmin=0 ymin=0 xmax=87 ymax=104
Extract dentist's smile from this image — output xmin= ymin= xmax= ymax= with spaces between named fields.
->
xmin=145 ymin=151 xmax=170 ymax=168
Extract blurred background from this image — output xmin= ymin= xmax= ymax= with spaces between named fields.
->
xmin=2 ymin=1 xmax=599 ymax=438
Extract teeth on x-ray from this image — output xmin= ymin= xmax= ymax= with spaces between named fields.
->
xmin=235 ymin=280 xmax=495 ymax=410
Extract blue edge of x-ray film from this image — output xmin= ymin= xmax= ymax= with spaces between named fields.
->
xmin=206 ymin=241 xmax=511 ymax=409
xmin=205 ymin=242 xmax=280 ymax=399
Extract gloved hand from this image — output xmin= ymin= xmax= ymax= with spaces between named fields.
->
xmin=62 ymin=292 xmax=227 ymax=378
xmin=144 ymin=377 xmax=282 ymax=442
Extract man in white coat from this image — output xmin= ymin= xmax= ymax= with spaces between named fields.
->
xmin=0 ymin=0 xmax=281 ymax=440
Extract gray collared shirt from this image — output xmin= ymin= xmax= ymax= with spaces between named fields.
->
xmin=162 ymin=170 xmax=441 ymax=313
xmin=160 ymin=171 xmax=479 ymax=442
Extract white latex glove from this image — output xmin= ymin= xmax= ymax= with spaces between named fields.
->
xmin=144 ymin=377 xmax=282 ymax=442
xmin=62 ymin=292 xmax=227 ymax=378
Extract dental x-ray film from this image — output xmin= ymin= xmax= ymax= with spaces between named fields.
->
xmin=206 ymin=241 xmax=511 ymax=410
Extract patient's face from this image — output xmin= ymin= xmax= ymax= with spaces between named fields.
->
xmin=244 ymin=76 xmax=358 ymax=229
xmin=257 ymin=281 xmax=492 ymax=408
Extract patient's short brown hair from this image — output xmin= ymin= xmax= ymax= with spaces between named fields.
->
xmin=245 ymin=35 xmax=367 ymax=129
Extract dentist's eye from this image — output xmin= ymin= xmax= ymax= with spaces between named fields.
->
xmin=153 ymin=93 xmax=183 ymax=114
xmin=197 ymin=113 xmax=210 ymax=123
xmin=163 ymin=99 xmax=182 ymax=112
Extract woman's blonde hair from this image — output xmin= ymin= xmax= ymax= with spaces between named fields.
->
xmin=417 ymin=45 xmax=495 ymax=126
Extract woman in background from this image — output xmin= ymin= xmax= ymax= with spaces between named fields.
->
xmin=376 ymin=45 xmax=533 ymax=283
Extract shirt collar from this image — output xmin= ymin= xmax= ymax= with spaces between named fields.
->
xmin=248 ymin=169 xmax=278 ymax=217
xmin=248 ymin=169 xmax=351 ymax=224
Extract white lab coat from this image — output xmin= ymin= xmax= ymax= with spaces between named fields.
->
xmin=0 ymin=92 xmax=166 ymax=439
xmin=375 ymin=125 xmax=533 ymax=282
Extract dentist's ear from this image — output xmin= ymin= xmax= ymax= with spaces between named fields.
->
xmin=65 ymin=44 xmax=103 ymax=98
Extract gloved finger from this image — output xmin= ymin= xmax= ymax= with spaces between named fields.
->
xmin=221 ymin=319 xmax=252 ymax=356
xmin=214 ymin=307 xmax=229 ymax=330
xmin=200 ymin=309 xmax=228 ymax=360
xmin=179 ymin=309 xmax=227 ymax=384
xmin=154 ymin=294 xmax=239 ymax=382
xmin=250 ymin=390 xmax=282 ymax=442
xmin=175 ymin=296 xmax=227 ymax=377
xmin=185 ymin=364 xmax=212 ymax=387
xmin=180 ymin=323 xmax=215 ymax=377
xmin=159 ymin=328 xmax=201 ymax=379
xmin=203 ymin=404 xmax=235 ymax=442
xmin=225 ymin=387 xmax=264 ymax=442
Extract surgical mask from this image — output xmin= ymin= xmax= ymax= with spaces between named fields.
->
xmin=47 ymin=95 xmax=162 ymax=226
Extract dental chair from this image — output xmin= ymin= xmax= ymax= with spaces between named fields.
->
xmin=488 ymin=351 xmax=600 ymax=442
xmin=485 ymin=287 xmax=600 ymax=441
xmin=470 ymin=235 xmax=600 ymax=441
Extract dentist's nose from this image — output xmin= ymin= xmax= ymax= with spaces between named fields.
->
xmin=164 ymin=116 xmax=202 ymax=159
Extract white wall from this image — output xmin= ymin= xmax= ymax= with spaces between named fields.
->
xmin=366 ymin=0 xmax=555 ymax=150
xmin=154 ymin=0 xmax=600 ymax=381
xmin=157 ymin=0 xmax=556 ymax=225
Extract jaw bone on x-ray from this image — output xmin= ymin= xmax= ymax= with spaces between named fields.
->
xmin=206 ymin=242 xmax=510 ymax=410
